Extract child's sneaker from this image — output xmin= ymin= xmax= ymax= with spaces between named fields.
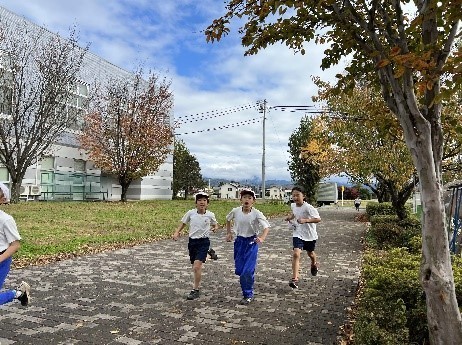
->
xmin=289 ymin=278 xmax=299 ymax=289
xmin=239 ymin=297 xmax=253 ymax=305
xmin=17 ymin=281 xmax=30 ymax=306
xmin=311 ymin=263 xmax=319 ymax=276
xmin=207 ymin=248 xmax=218 ymax=260
xmin=186 ymin=289 xmax=200 ymax=300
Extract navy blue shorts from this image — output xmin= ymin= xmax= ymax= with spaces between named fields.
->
xmin=293 ymin=237 xmax=316 ymax=252
xmin=188 ymin=237 xmax=210 ymax=264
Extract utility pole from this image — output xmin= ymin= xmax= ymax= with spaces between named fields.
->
xmin=259 ymin=100 xmax=267 ymax=200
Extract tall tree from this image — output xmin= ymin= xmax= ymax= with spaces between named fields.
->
xmin=80 ymin=70 xmax=173 ymax=202
xmin=288 ymin=116 xmax=320 ymax=203
xmin=172 ymin=138 xmax=205 ymax=199
xmin=206 ymin=2 xmax=462 ymax=342
xmin=0 ymin=20 xmax=88 ymax=203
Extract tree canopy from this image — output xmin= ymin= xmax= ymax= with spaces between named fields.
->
xmin=172 ymin=138 xmax=205 ymax=199
xmin=0 ymin=20 xmax=87 ymax=203
xmin=79 ymin=70 xmax=173 ymax=202
xmin=287 ymin=116 xmax=320 ymax=203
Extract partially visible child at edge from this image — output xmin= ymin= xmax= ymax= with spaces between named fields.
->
xmin=173 ymin=191 xmax=219 ymax=300
xmin=0 ymin=182 xmax=31 ymax=306
xmin=226 ymin=189 xmax=270 ymax=305
xmin=284 ymin=186 xmax=321 ymax=289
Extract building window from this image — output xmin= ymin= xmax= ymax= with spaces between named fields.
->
xmin=0 ymin=166 xmax=9 ymax=182
xmin=74 ymin=159 xmax=86 ymax=172
xmin=228 ymin=187 xmax=232 ymax=192
xmin=41 ymin=156 xmax=55 ymax=170
xmin=67 ymin=82 xmax=89 ymax=130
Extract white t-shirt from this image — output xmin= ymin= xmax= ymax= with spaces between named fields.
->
xmin=226 ymin=207 xmax=270 ymax=238
xmin=181 ymin=209 xmax=218 ymax=239
xmin=0 ymin=210 xmax=21 ymax=252
xmin=291 ymin=202 xmax=320 ymax=241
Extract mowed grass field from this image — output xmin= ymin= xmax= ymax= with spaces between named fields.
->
xmin=3 ymin=199 xmax=290 ymax=268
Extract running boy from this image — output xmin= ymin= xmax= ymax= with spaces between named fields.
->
xmin=173 ymin=191 xmax=219 ymax=300
xmin=0 ymin=183 xmax=31 ymax=306
xmin=284 ymin=186 xmax=321 ymax=289
xmin=226 ymin=189 xmax=270 ymax=305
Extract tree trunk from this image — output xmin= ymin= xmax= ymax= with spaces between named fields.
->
xmin=419 ymin=169 xmax=462 ymax=344
xmin=398 ymin=108 xmax=462 ymax=343
xmin=119 ymin=175 xmax=132 ymax=202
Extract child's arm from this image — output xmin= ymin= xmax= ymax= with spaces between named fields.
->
xmin=297 ymin=216 xmax=321 ymax=224
xmin=211 ymin=222 xmax=220 ymax=232
xmin=255 ymin=227 xmax=269 ymax=244
xmin=225 ymin=220 xmax=233 ymax=242
xmin=0 ymin=240 xmax=20 ymax=263
xmin=173 ymin=223 xmax=186 ymax=241
xmin=284 ymin=212 xmax=295 ymax=221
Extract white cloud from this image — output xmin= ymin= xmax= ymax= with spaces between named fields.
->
xmin=0 ymin=0 xmax=346 ymax=181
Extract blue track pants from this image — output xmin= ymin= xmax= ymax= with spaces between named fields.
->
xmin=0 ymin=256 xmax=15 ymax=305
xmin=234 ymin=236 xmax=258 ymax=298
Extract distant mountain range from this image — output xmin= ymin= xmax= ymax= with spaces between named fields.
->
xmin=204 ymin=175 xmax=351 ymax=188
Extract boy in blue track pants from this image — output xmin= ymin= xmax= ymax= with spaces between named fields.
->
xmin=0 ymin=183 xmax=31 ymax=306
xmin=226 ymin=189 xmax=270 ymax=305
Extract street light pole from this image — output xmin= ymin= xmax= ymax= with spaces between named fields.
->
xmin=259 ymin=100 xmax=267 ymax=200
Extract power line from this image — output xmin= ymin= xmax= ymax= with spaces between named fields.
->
xmin=175 ymin=103 xmax=257 ymax=125
xmin=175 ymin=117 xmax=261 ymax=135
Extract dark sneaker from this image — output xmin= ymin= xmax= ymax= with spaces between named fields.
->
xmin=208 ymin=248 xmax=218 ymax=260
xmin=311 ymin=263 xmax=319 ymax=276
xmin=186 ymin=289 xmax=200 ymax=300
xmin=17 ymin=281 xmax=30 ymax=306
xmin=289 ymin=279 xmax=299 ymax=289
xmin=239 ymin=297 xmax=253 ymax=305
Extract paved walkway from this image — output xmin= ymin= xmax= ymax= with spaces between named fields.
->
xmin=0 ymin=207 xmax=365 ymax=345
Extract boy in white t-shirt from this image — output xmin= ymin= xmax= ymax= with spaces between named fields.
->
xmin=173 ymin=192 xmax=219 ymax=300
xmin=0 ymin=183 xmax=31 ymax=306
xmin=226 ymin=189 xmax=270 ymax=305
xmin=284 ymin=186 xmax=321 ymax=289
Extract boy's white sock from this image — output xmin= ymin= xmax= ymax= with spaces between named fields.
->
xmin=14 ymin=289 xmax=22 ymax=298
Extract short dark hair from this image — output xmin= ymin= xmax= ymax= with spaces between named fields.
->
xmin=292 ymin=186 xmax=305 ymax=194
xmin=240 ymin=189 xmax=256 ymax=199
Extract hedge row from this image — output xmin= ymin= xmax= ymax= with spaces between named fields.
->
xmin=353 ymin=202 xmax=462 ymax=344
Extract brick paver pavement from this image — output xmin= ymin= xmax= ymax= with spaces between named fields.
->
xmin=0 ymin=207 xmax=365 ymax=345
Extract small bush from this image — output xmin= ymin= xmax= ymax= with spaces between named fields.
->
xmin=367 ymin=215 xmax=421 ymax=250
xmin=366 ymin=202 xmax=396 ymax=217
xmin=354 ymin=248 xmax=428 ymax=344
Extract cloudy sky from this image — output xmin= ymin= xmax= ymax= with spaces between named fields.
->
xmin=0 ymin=0 xmax=346 ymax=182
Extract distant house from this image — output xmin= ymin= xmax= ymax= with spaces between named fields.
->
xmin=268 ymin=186 xmax=283 ymax=200
xmin=219 ymin=183 xmax=239 ymax=199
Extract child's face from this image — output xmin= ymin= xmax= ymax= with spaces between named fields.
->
xmin=195 ymin=197 xmax=209 ymax=210
xmin=240 ymin=194 xmax=255 ymax=207
xmin=292 ymin=190 xmax=304 ymax=204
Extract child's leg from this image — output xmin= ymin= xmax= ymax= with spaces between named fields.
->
xmin=308 ymin=250 xmax=318 ymax=276
xmin=307 ymin=250 xmax=317 ymax=265
xmin=192 ymin=260 xmax=203 ymax=289
xmin=0 ymin=257 xmax=15 ymax=305
xmin=292 ymin=248 xmax=302 ymax=280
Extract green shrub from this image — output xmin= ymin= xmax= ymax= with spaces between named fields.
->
xmin=354 ymin=296 xmax=409 ymax=345
xmin=366 ymin=202 xmax=413 ymax=219
xmin=366 ymin=202 xmax=396 ymax=217
xmin=367 ymin=215 xmax=421 ymax=250
xmin=354 ymin=248 xmax=428 ymax=344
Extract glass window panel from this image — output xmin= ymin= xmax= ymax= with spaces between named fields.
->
xmin=74 ymin=159 xmax=85 ymax=172
xmin=0 ymin=167 xmax=9 ymax=181
xmin=41 ymin=156 xmax=55 ymax=170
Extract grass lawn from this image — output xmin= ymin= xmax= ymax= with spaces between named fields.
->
xmin=3 ymin=199 xmax=290 ymax=268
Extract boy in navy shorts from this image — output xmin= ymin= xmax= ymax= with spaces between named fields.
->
xmin=173 ymin=192 xmax=219 ymax=300
xmin=284 ymin=186 xmax=321 ymax=289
